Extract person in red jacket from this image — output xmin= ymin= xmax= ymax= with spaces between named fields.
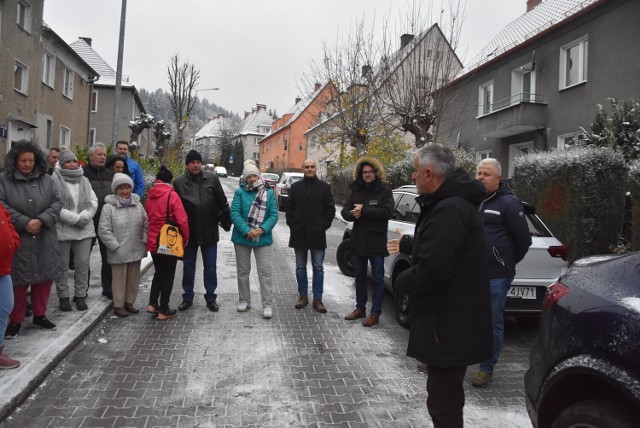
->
xmin=0 ymin=202 xmax=21 ymax=369
xmin=144 ymin=166 xmax=190 ymax=320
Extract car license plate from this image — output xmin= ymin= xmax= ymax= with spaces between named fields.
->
xmin=508 ymin=286 xmax=537 ymax=300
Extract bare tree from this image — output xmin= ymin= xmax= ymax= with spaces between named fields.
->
xmin=167 ymin=53 xmax=200 ymax=152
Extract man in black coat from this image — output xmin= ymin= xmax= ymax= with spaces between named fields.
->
xmin=341 ymin=156 xmax=393 ymax=327
xmin=286 ymin=159 xmax=335 ymax=313
xmin=388 ymin=144 xmax=492 ymax=428
xmin=472 ymin=158 xmax=531 ymax=388
xmin=174 ymin=150 xmax=229 ymax=312
xmin=84 ymin=143 xmax=114 ymax=299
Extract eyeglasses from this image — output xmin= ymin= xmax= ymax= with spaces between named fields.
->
xmin=362 ymin=170 xmax=375 ymax=175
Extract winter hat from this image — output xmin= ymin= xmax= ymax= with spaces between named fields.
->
xmin=111 ymin=172 xmax=134 ymax=193
xmin=58 ymin=149 xmax=77 ymax=166
xmin=156 ymin=165 xmax=173 ymax=183
xmin=185 ymin=150 xmax=203 ymax=165
xmin=242 ymin=164 xmax=261 ymax=180
xmin=244 ymin=159 xmax=257 ymax=168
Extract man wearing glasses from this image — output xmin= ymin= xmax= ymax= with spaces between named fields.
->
xmin=341 ymin=157 xmax=394 ymax=327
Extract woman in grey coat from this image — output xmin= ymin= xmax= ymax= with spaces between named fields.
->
xmin=98 ymin=173 xmax=148 ymax=317
xmin=0 ymin=140 xmax=62 ymax=338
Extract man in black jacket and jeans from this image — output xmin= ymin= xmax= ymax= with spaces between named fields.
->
xmin=472 ymin=158 xmax=531 ymax=388
xmin=388 ymin=144 xmax=492 ymax=428
xmin=341 ymin=156 xmax=393 ymax=327
xmin=174 ymin=150 xmax=228 ymax=312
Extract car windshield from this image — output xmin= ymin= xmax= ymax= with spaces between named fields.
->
xmin=263 ymin=174 xmax=279 ymax=181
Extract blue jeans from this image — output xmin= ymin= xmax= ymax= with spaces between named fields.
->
xmin=294 ymin=248 xmax=325 ymax=300
xmin=0 ymin=275 xmax=14 ymax=348
xmin=479 ymin=277 xmax=513 ymax=374
xmin=352 ymin=255 xmax=385 ymax=315
xmin=182 ymin=242 xmax=218 ymax=304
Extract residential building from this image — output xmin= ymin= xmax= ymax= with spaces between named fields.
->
xmin=193 ymin=114 xmax=233 ymax=164
xmin=70 ymin=38 xmax=151 ymax=156
xmin=0 ymin=0 xmax=97 ymax=163
xmin=230 ymin=104 xmax=273 ymax=165
xmin=260 ymin=82 xmax=336 ymax=172
xmin=438 ymin=0 xmax=640 ymax=176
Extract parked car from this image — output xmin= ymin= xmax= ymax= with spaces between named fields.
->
xmin=524 ymin=252 xmax=640 ymax=428
xmin=337 ymin=184 xmax=569 ymax=327
xmin=214 ymin=166 xmax=228 ymax=177
xmin=275 ymin=172 xmax=303 ymax=211
xmin=262 ymin=173 xmax=280 ymax=190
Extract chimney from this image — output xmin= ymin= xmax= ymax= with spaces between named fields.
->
xmin=256 ymin=104 xmax=266 ymax=111
xmin=295 ymin=97 xmax=301 ymax=104
xmin=314 ymin=82 xmax=321 ymax=91
xmin=361 ymin=65 xmax=372 ymax=78
xmin=527 ymin=0 xmax=542 ymax=11
xmin=400 ymin=34 xmax=415 ymax=49
xmin=244 ymin=112 xmax=250 ymax=119
xmin=80 ymin=37 xmax=92 ymax=46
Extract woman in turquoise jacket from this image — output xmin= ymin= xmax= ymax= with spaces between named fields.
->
xmin=230 ymin=164 xmax=278 ymax=319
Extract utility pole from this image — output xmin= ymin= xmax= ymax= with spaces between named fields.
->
xmin=111 ymin=0 xmax=127 ymax=150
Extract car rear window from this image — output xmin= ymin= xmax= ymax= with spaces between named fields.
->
xmin=393 ymin=192 xmax=420 ymax=223
xmin=525 ymin=213 xmax=553 ymax=237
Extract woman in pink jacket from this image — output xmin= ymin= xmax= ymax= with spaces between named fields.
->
xmin=0 ymin=202 xmax=20 ymax=369
xmin=144 ymin=166 xmax=189 ymax=320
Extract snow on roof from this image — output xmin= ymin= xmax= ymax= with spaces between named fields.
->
xmin=70 ymin=38 xmax=134 ymax=88
xmin=238 ymin=106 xmax=273 ymax=135
xmin=195 ymin=115 xmax=230 ymax=139
xmin=459 ymin=0 xmax=599 ymax=76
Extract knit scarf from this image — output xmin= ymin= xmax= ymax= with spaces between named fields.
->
xmin=116 ymin=195 xmax=133 ymax=207
xmin=54 ymin=167 xmax=93 ymax=212
xmin=245 ymin=179 xmax=268 ymax=242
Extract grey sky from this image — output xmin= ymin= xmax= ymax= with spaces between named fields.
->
xmin=44 ymin=0 xmax=525 ymax=117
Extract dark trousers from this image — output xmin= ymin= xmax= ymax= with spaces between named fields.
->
xmin=91 ymin=237 xmax=112 ymax=295
xmin=150 ymin=253 xmax=178 ymax=311
xmin=426 ymin=365 xmax=467 ymax=428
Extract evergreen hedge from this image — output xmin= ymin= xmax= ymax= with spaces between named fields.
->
xmin=512 ymin=147 xmax=628 ymax=261
xmin=628 ymin=161 xmax=640 ymax=251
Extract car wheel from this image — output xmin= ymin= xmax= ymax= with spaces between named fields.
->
xmin=394 ymin=292 xmax=411 ymax=329
xmin=551 ymin=399 xmax=638 ymax=428
xmin=336 ymin=239 xmax=355 ymax=277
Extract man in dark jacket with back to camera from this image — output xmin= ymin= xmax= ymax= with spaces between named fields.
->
xmin=471 ymin=158 xmax=531 ymax=388
xmin=388 ymin=144 xmax=492 ymax=428
xmin=341 ymin=156 xmax=393 ymax=327
xmin=286 ymin=159 xmax=335 ymax=313
xmin=174 ymin=150 xmax=229 ymax=312
xmin=84 ymin=142 xmax=114 ymax=299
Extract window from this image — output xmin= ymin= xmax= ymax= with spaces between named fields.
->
xmin=252 ymin=152 xmax=259 ymax=160
xmin=476 ymin=150 xmax=492 ymax=162
xmin=427 ymin=49 xmax=441 ymax=61
xmin=508 ymin=141 xmax=534 ymax=177
xmin=91 ymin=90 xmax=98 ymax=112
xmin=42 ymin=51 xmax=55 ymax=87
xmin=60 ymin=126 xmax=71 ymax=146
xmin=14 ymin=60 xmax=29 ymax=94
xmin=62 ymin=67 xmax=73 ymax=99
xmin=478 ymin=80 xmax=494 ymax=116
xmin=392 ymin=193 xmax=420 ymax=223
xmin=417 ymin=75 xmax=429 ymax=91
xmin=511 ymin=62 xmax=536 ymax=103
xmin=254 ymin=137 xmax=260 ymax=146
xmin=557 ymin=132 xmax=585 ymax=149
xmin=46 ymin=120 xmax=52 ymax=149
xmin=560 ymin=36 xmax=588 ymax=89
xmin=17 ymin=1 xmax=31 ymax=33
xmin=89 ymin=128 xmax=96 ymax=146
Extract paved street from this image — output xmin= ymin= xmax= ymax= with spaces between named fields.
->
xmin=1 ymin=178 xmax=538 ymax=427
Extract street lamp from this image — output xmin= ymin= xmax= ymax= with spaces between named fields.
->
xmin=195 ymin=87 xmax=219 ymax=100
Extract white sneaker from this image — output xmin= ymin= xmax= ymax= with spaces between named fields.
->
xmin=263 ymin=307 xmax=273 ymax=319
xmin=237 ymin=302 xmax=250 ymax=312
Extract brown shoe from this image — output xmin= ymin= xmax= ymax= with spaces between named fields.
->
xmin=312 ymin=299 xmax=327 ymax=313
xmin=114 ymin=307 xmax=128 ymax=317
xmin=124 ymin=303 xmax=139 ymax=314
xmin=295 ymin=296 xmax=308 ymax=309
xmin=345 ymin=308 xmax=366 ymax=320
xmin=362 ymin=314 xmax=379 ymax=327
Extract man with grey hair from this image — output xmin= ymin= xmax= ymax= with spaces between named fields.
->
xmin=472 ymin=158 xmax=531 ymax=388
xmin=84 ymin=142 xmax=115 ymax=299
xmin=388 ymin=144 xmax=492 ymax=427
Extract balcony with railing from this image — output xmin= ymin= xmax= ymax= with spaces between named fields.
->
xmin=478 ymin=92 xmax=548 ymax=138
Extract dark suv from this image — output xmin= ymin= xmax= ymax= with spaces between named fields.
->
xmin=525 ymin=252 xmax=640 ymax=428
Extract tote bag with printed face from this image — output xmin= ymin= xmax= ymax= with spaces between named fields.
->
xmin=156 ymin=222 xmax=184 ymax=258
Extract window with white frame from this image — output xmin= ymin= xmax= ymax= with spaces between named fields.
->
xmin=17 ymin=0 xmax=31 ymax=33
xmin=476 ymin=150 xmax=492 ymax=162
xmin=46 ymin=120 xmax=53 ymax=149
xmin=559 ymin=36 xmax=588 ymax=89
xmin=60 ymin=125 xmax=71 ymax=146
xmin=511 ymin=62 xmax=536 ymax=103
xmin=62 ymin=67 xmax=73 ymax=99
xmin=252 ymin=152 xmax=259 ymax=160
xmin=254 ymin=137 xmax=260 ymax=146
xmin=14 ymin=60 xmax=29 ymax=94
xmin=478 ymin=80 xmax=494 ymax=116
xmin=91 ymin=90 xmax=98 ymax=112
xmin=557 ymin=131 xmax=585 ymax=150
xmin=42 ymin=50 xmax=55 ymax=88
xmin=89 ymin=128 xmax=96 ymax=146
xmin=508 ymin=141 xmax=534 ymax=177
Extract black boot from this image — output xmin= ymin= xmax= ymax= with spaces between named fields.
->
xmin=73 ymin=296 xmax=88 ymax=311
xmin=59 ymin=298 xmax=72 ymax=312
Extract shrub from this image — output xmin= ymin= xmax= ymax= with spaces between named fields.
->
xmin=628 ymin=161 xmax=640 ymax=251
xmin=513 ymin=146 xmax=628 ymax=261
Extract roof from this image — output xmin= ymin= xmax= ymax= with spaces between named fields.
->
xmin=69 ymin=38 xmax=134 ymax=88
xmin=459 ymin=0 xmax=600 ymax=76
xmin=238 ymin=106 xmax=273 ymax=135
xmin=195 ymin=115 xmax=232 ymax=139
xmin=268 ymin=82 xmax=335 ymax=136
xmin=41 ymin=25 xmax=99 ymax=78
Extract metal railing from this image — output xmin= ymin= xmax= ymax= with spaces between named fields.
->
xmin=482 ymin=92 xmax=544 ymax=116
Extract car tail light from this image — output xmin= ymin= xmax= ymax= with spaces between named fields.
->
xmin=543 ymin=281 xmax=569 ymax=310
xmin=281 ymin=187 xmax=289 ymax=195
xmin=547 ymin=244 xmax=568 ymax=261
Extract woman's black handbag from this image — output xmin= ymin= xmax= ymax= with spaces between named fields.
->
xmin=218 ymin=203 xmax=232 ymax=232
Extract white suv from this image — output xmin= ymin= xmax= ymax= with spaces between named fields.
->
xmin=275 ymin=172 xmax=303 ymax=211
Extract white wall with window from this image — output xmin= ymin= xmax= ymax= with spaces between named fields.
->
xmin=60 ymin=126 xmax=71 ymax=147
xmin=16 ymin=0 xmax=31 ymax=33
xmin=559 ymin=35 xmax=588 ymax=90
xmin=62 ymin=67 xmax=74 ymax=99
xmin=42 ymin=50 xmax=55 ymax=88
xmin=14 ymin=60 xmax=29 ymax=94
xmin=508 ymin=141 xmax=534 ymax=177
xmin=478 ymin=80 xmax=494 ymax=116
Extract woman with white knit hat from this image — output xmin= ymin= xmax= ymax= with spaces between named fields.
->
xmin=98 ymin=173 xmax=148 ymax=317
